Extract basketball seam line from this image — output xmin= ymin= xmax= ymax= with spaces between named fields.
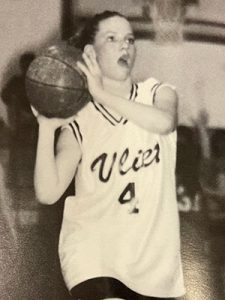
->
xmin=26 ymin=77 xmax=85 ymax=91
xmin=39 ymin=54 xmax=84 ymax=79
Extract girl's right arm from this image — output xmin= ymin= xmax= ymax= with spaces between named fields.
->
xmin=34 ymin=116 xmax=81 ymax=205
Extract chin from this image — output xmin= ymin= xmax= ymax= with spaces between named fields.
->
xmin=108 ymin=70 xmax=131 ymax=82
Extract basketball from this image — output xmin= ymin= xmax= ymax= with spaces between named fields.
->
xmin=25 ymin=44 xmax=91 ymax=118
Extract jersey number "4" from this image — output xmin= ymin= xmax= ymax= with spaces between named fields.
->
xmin=118 ymin=182 xmax=139 ymax=214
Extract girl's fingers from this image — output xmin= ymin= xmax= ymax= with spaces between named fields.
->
xmin=89 ymin=50 xmax=101 ymax=72
xmin=82 ymin=53 xmax=95 ymax=73
xmin=76 ymin=61 xmax=90 ymax=77
xmin=82 ymin=52 xmax=101 ymax=76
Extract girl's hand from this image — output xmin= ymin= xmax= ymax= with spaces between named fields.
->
xmin=30 ymin=105 xmax=75 ymax=131
xmin=76 ymin=51 xmax=104 ymax=100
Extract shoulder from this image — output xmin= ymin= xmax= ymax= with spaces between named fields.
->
xmin=136 ymin=77 xmax=160 ymax=105
xmin=142 ymin=77 xmax=178 ymax=107
xmin=138 ymin=77 xmax=160 ymax=91
xmin=58 ymin=125 xmax=81 ymax=149
xmin=154 ymin=82 xmax=178 ymax=132
xmin=138 ymin=77 xmax=177 ymax=97
xmin=137 ymin=77 xmax=177 ymax=107
xmin=60 ymin=119 xmax=83 ymax=147
xmin=154 ymin=84 xmax=178 ymax=106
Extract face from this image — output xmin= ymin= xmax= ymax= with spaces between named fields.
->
xmin=91 ymin=16 xmax=136 ymax=81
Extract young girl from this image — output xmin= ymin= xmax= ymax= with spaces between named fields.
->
xmin=33 ymin=10 xmax=185 ymax=300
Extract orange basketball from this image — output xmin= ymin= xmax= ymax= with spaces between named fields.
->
xmin=25 ymin=44 xmax=91 ymax=118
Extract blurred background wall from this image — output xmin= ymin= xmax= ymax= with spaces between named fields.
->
xmin=133 ymin=41 xmax=225 ymax=127
xmin=0 ymin=0 xmax=225 ymax=128
xmin=0 ymin=0 xmax=61 ymax=124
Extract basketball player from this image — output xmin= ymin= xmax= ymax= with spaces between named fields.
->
xmin=33 ymin=11 xmax=185 ymax=300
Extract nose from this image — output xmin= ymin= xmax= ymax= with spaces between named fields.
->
xmin=120 ymin=39 xmax=129 ymax=50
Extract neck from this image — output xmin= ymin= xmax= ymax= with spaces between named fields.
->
xmin=102 ymin=77 xmax=133 ymax=99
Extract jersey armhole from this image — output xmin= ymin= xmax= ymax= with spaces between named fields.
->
xmin=152 ymin=83 xmax=176 ymax=105
xmin=61 ymin=120 xmax=83 ymax=146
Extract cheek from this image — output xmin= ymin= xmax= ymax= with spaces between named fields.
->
xmin=97 ymin=49 xmax=115 ymax=72
xmin=130 ymin=47 xmax=137 ymax=65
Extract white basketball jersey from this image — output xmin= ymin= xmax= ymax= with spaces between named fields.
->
xmin=59 ymin=77 xmax=185 ymax=298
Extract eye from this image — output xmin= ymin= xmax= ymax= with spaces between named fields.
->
xmin=127 ymin=37 xmax=135 ymax=45
xmin=107 ymin=35 xmax=116 ymax=42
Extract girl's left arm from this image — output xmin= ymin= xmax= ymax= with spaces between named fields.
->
xmin=95 ymin=84 xmax=178 ymax=135
xmin=77 ymin=53 xmax=177 ymax=135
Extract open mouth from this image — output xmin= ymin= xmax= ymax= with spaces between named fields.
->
xmin=118 ymin=54 xmax=130 ymax=68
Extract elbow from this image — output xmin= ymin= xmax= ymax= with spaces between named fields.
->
xmin=165 ymin=118 xmax=177 ymax=134
xmin=34 ymin=176 xmax=60 ymax=205
xmin=158 ymin=115 xmax=177 ymax=135
xmin=35 ymin=189 xmax=59 ymax=205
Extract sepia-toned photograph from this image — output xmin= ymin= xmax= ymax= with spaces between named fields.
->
xmin=1 ymin=1 xmax=225 ymax=299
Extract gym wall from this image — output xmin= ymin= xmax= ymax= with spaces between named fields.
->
xmin=0 ymin=0 xmax=61 ymax=124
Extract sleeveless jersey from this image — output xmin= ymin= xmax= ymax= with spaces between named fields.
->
xmin=59 ymin=77 xmax=185 ymax=298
